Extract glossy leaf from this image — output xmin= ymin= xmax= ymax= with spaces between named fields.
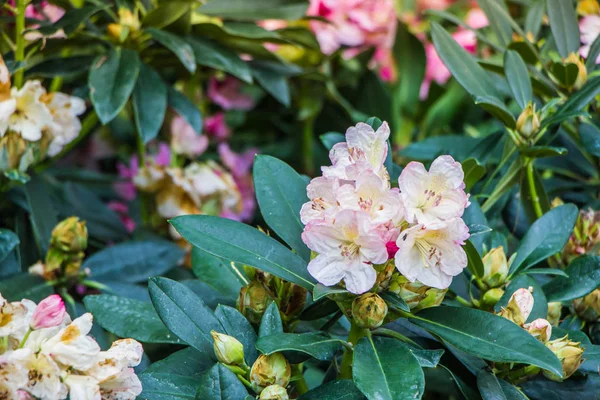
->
xmin=89 ymin=48 xmax=141 ymax=124
xmin=586 ymin=34 xmax=600 ymax=71
xmin=148 ymin=277 xmax=222 ymax=357
xmin=198 ymin=0 xmax=308 ymax=20
xmin=139 ymin=372 xmax=198 ymax=400
xmin=191 ymin=248 xmax=247 ymax=300
xmin=147 ymin=28 xmax=196 ymax=73
xmin=143 ymin=1 xmax=191 ymax=28
xmin=144 ymin=348 xmax=212 ymax=377
xmin=299 ymin=380 xmax=366 ymax=400
xmin=547 ymin=0 xmax=580 ymax=58
xmin=495 ymin=275 xmax=547 ymax=323
xmin=167 ymin=86 xmax=203 ymax=134
xmin=474 ymin=95 xmax=516 ymax=128
xmin=170 ymin=215 xmax=315 ymax=290
xmin=509 ymin=204 xmax=578 ymax=275
xmin=465 ymin=240 xmax=484 ymax=279
xmin=412 ymin=307 xmax=563 ymax=377
xmin=312 ymin=284 xmax=348 ymax=301
xmin=543 ymin=256 xmax=600 ymax=302
xmin=410 ymin=348 xmax=444 ymax=368
xmin=477 ymin=370 xmax=507 ymax=400
xmin=259 ymin=302 xmax=283 ymax=338
xmin=188 ymin=38 xmax=252 ymax=83
xmin=550 ymin=62 xmax=579 ymax=87
xmin=580 ymin=122 xmax=600 ymax=157
xmin=320 ymin=132 xmax=345 ymax=150
xmin=520 ymin=146 xmax=568 ymax=158
xmin=504 ymin=50 xmax=532 ymax=109
xmin=251 ymin=63 xmax=291 ymax=107
xmin=477 ymin=0 xmax=512 ymax=47
xmin=556 ymin=76 xmax=600 ymax=117
xmin=84 ymin=294 xmax=182 ymax=344
xmin=462 ymin=158 xmax=486 ymax=192
xmin=24 ymin=176 xmax=58 ymax=254
xmin=0 ymin=229 xmax=19 ymax=264
xmin=0 ymin=274 xmax=52 ymax=302
xmin=393 ymin=22 xmax=426 ymax=118
xmin=133 ymin=64 xmax=167 ymax=144
xmin=521 ymin=375 xmax=600 ymax=400
xmin=84 ymin=240 xmax=184 ymax=283
xmin=353 ymin=336 xmax=425 ymax=400
xmin=256 ymin=332 xmax=344 ymax=361
xmin=380 ymin=292 xmax=410 ymax=312
xmin=196 ymin=364 xmax=248 ymax=399
xmin=215 ymin=305 xmax=258 ymax=364
xmin=253 ymin=155 xmax=310 ymax=261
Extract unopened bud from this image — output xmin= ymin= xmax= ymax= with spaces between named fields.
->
xmin=572 ymin=288 xmax=600 ymax=322
xmin=388 ymin=275 xmax=446 ymax=313
xmin=482 ymin=288 xmax=505 ymax=308
xmin=51 ymin=217 xmax=88 ymax=253
xmin=211 ymin=331 xmax=246 ymax=367
xmin=562 ymin=208 xmax=600 ymax=264
xmin=498 ymin=288 xmax=534 ymax=326
xmin=250 ymin=353 xmax=291 ymax=393
xmin=259 ymin=385 xmax=289 ymax=400
xmin=516 ymin=102 xmax=541 ymax=139
xmin=352 ymin=293 xmax=388 ymax=329
xmin=481 ymin=247 xmax=509 ymax=288
xmin=118 ymin=8 xmax=140 ymax=31
xmin=578 ymin=0 xmax=600 ymax=15
xmin=547 ymin=302 xmax=562 ymax=326
xmin=543 ymin=336 xmax=584 ymax=381
xmin=565 ymin=53 xmax=588 ymax=90
xmin=30 ymin=294 xmax=65 ymax=330
xmin=524 ymin=318 xmax=552 ymax=343
xmin=237 ymin=281 xmax=273 ymax=325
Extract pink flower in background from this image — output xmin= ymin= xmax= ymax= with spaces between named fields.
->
xmin=204 ymin=112 xmax=231 ymax=141
xmin=218 ymin=143 xmax=258 ymax=222
xmin=466 ymin=8 xmax=489 ymax=29
xmin=373 ymin=47 xmax=396 ymax=82
xmin=416 ymin=0 xmax=455 ymax=11
xmin=114 ymin=143 xmax=170 ymax=201
xmin=170 ymin=115 xmax=208 ymax=158
xmin=307 ymin=0 xmax=398 ymax=56
xmin=107 ymin=201 xmax=136 ymax=233
xmin=580 ymin=15 xmax=600 ymax=63
xmin=207 ymin=76 xmax=254 ymax=111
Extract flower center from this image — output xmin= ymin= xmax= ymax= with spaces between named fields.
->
xmin=339 ymin=242 xmax=360 ymax=259
xmin=415 ymin=239 xmax=442 ymax=268
xmin=418 ymin=188 xmax=442 ymax=210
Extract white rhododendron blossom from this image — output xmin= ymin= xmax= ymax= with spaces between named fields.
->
xmin=301 ymin=121 xmax=470 ymax=294
xmin=0 ymin=293 xmax=143 ymax=400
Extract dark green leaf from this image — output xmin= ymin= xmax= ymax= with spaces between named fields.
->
xmin=198 ymin=0 xmax=308 ymax=20
xmin=259 ymin=302 xmax=283 ymax=338
xmin=191 ymin=248 xmax=247 ymax=300
xmin=215 ymin=305 xmax=258 ymax=364
xmin=299 ymin=380 xmax=366 ymax=400
xmin=256 ymin=332 xmax=344 ymax=361
xmin=524 ymin=268 xmax=569 ymax=277
xmin=504 ymin=50 xmax=532 ymax=109
xmin=380 ymin=292 xmax=410 ymax=312
xmin=462 ymin=158 xmax=486 ymax=191
xmin=412 ymin=307 xmax=563 ymax=377
xmin=521 ymin=375 xmax=600 ymax=400
xmin=140 ymin=372 xmax=198 ymax=400
xmin=34 ymin=5 xmax=105 ymax=36
xmin=24 ymin=176 xmax=58 ymax=254
xmin=525 ymin=0 xmax=545 ymax=39
xmin=495 ymin=275 xmax=548 ymax=323
xmin=586 ymin=35 xmax=600 ymax=71
xmin=0 ymin=229 xmax=19 ymax=264
xmin=147 ymin=28 xmax=196 ymax=73
xmin=143 ymin=1 xmax=191 ymax=28
xmin=188 ymin=37 xmax=252 ymax=83
xmin=580 ymin=122 xmax=600 ymax=157
xmin=84 ymin=240 xmax=184 ymax=283
xmin=410 ymin=348 xmax=444 ymax=368
xmin=312 ymin=284 xmax=348 ymax=301
xmin=320 ymin=132 xmax=345 ymax=150
xmin=468 ymin=224 xmax=492 ymax=237
xmin=520 ymin=146 xmax=568 ymax=158
xmin=167 ymin=86 xmax=202 ymax=134
xmin=556 ymin=76 xmax=600 ymax=117
xmin=465 ymin=240 xmax=484 ymax=279
xmin=547 ymin=0 xmax=580 ymax=58
xmin=27 ymin=55 xmax=95 ymax=78
xmin=353 ymin=336 xmax=425 ymax=400
xmin=509 ymin=204 xmax=578 ymax=275
xmin=477 ymin=370 xmax=507 ymax=400
xmin=133 ymin=64 xmax=167 ymax=144
xmin=474 ymin=95 xmax=516 ymax=128
xmin=300 ymin=297 xmax=339 ymax=321
xmin=393 ymin=23 xmax=426 ymax=118
xmin=580 ymin=344 xmax=600 ymax=374
xmin=170 ymin=215 xmax=315 ymax=290
xmin=543 ymin=256 xmax=600 ymax=302
xmin=253 ymin=155 xmax=310 ymax=261
xmin=498 ymin=380 xmax=529 ymax=400
xmin=144 ymin=348 xmax=213 ymax=377
xmin=84 ymin=294 xmax=182 ymax=344
xmin=251 ymin=63 xmax=290 ymax=107
xmin=196 ymin=364 xmax=248 ymax=399
xmin=0 ymin=274 xmax=51 ymax=302
xmin=551 ymin=62 xmax=580 ymax=87
xmin=149 ymin=277 xmax=222 ymax=357
xmin=89 ymin=48 xmax=141 ymax=124
xmin=477 ymin=0 xmax=512 ymax=47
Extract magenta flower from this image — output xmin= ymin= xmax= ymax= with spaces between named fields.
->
xmin=207 ymin=77 xmax=254 ymax=111
xmin=204 ymin=112 xmax=232 ymax=141
xmin=218 ymin=143 xmax=258 ymax=222
xmin=30 ymin=295 xmax=66 ymax=330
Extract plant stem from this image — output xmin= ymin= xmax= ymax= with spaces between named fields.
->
xmin=14 ymin=0 xmax=27 ymax=89
xmin=525 ymin=159 xmax=543 ymax=219
xmin=339 ymin=322 xmax=369 ymax=379
xmin=302 ymin=116 xmax=315 ymax=176
xmin=292 ymin=364 xmax=309 ymax=395
xmin=18 ymin=328 xmax=32 ymax=349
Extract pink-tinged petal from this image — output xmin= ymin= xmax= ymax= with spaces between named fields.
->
xmin=154 ymin=142 xmax=171 ymax=166
xmin=580 ymin=15 xmax=600 ymax=45
xmin=204 ymin=112 xmax=232 ymax=141
xmin=452 ymin=30 xmax=477 ymax=54
xmin=301 ymin=221 xmax=347 ymax=254
xmin=466 ymin=8 xmax=489 ymax=29
xmin=510 ymin=288 xmax=534 ymax=322
xmin=343 ymin=261 xmax=377 ymax=294
xmin=429 ymin=155 xmax=464 ymax=188
xmin=307 ymin=254 xmax=346 ymax=286
xmin=208 ymin=76 xmax=254 ymax=111
xmin=30 ymin=295 xmax=65 ymax=330
xmin=386 ymin=241 xmax=399 ymax=259
xmin=171 ymin=115 xmax=208 ymax=158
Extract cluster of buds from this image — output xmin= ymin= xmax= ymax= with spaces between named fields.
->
xmin=476 ymin=246 xmax=510 ymax=309
xmin=210 ymin=332 xmax=291 ymax=399
xmin=0 ymin=293 xmax=143 ymax=399
xmin=561 ymin=206 xmax=600 ymax=265
xmin=388 ymin=274 xmax=447 ymax=313
xmin=300 ymin=121 xmax=470 ymax=295
xmin=497 ymin=289 xmax=584 ymax=381
xmin=29 ymin=217 xmax=88 ymax=282
xmin=237 ymin=268 xmax=307 ymax=327
xmin=107 ymin=7 xmax=141 ymax=43
xmin=0 ymin=56 xmax=85 ymax=174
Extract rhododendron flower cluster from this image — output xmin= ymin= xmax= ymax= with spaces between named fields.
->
xmin=301 ymin=121 xmax=470 ymax=294
xmin=0 ymin=293 xmax=143 ymax=400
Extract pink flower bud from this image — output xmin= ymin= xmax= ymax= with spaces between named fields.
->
xmin=30 ymin=294 xmax=65 ymax=329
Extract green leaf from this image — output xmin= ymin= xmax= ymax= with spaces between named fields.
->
xmin=393 ymin=22 xmax=426 ymax=118
xmin=196 ymin=363 xmax=248 ymax=399
xmin=495 ymin=275 xmax=548 ymax=323
xmin=504 ymin=50 xmax=532 ymax=109
xmin=320 ymin=132 xmax=345 ymax=150
xmin=380 ymin=292 xmax=410 ymax=313
xmin=89 ymin=48 xmax=141 ymax=124
xmin=149 ymin=277 xmax=222 ymax=357
xmin=469 ymin=224 xmax=492 ymax=237
xmin=520 ymin=146 xmax=568 ymax=158
xmin=188 ymin=37 xmax=252 ymax=83
xmin=27 ymin=55 xmax=95 ymax=78
xmin=191 ymin=248 xmax=247 ymax=300
xmin=147 ymin=28 xmax=196 ymax=73
xmin=521 ymin=375 xmax=600 ymax=400
xmin=251 ymin=63 xmax=291 ymax=107
xmin=170 ymin=215 xmax=315 ymax=290
xmin=547 ymin=0 xmax=580 ymax=59
xmin=256 ymin=332 xmax=344 ymax=361
xmin=525 ymin=0 xmax=545 ymax=39
xmin=524 ymin=268 xmax=569 ymax=277
xmin=143 ymin=1 xmax=191 ymax=28
xmin=215 ymin=305 xmax=258 ymax=364
xmin=198 ymin=0 xmax=308 ymax=20
xmin=140 ymin=372 xmax=199 ymax=400
xmin=477 ymin=370 xmax=507 ymax=400
xmin=431 ymin=23 xmax=499 ymax=99
xmin=477 ymin=0 xmax=512 ymax=47
xmin=556 ymin=76 xmax=600 ymax=117
xmin=473 ymin=95 xmax=516 ymax=128
xmin=84 ymin=240 xmax=184 ymax=283
xmin=498 ymin=380 xmax=529 ymax=400
xmin=133 ymin=64 xmax=167 ymax=144
xmin=0 ymin=274 xmax=51 ymax=302
xmin=550 ymin=62 xmax=580 ymax=87
xmin=144 ymin=348 xmax=213 ymax=377
xmin=353 ymin=336 xmax=425 ymax=400
xmin=462 ymin=158 xmax=486 ymax=192
xmin=312 ymin=284 xmax=348 ymax=301
xmin=412 ymin=307 xmax=563 ymax=377
xmin=580 ymin=122 xmax=600 ymax=157
xmin=509 ymin=204 xmax=579 ymax=275
xmin=580 ymin=344 xmax=600 ymax=374
xmin=543 ymin=256 xmax=600 ymax=302
xmin=167 ymin=86 xmax=203 ymax=134
xmin=34 ymin=5 xmax=105 ymax=36
xmin=253 ymin=155 xmax=310 ymax=261
xmin=259 ymin=302 xmax=283 ymax=338
xmin=299 ymin=380 xmax=366 ymax=400
xmin=84 ymin=294 xmax=182 ymax=344
xmin=300 ymin=297 xmax=339 ymax=320
xmin=0 ymin=229 xmax=19 ymax=264
xmin=465 ymin=240 xmax=484 ymax=279
xmin=586 ymin=35 xmax=600 ymax=71
xmin=410 ymin=348 xmax=444 ymax=368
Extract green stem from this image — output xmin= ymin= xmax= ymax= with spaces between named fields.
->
xmin=14 ymin=0 xmax=26 ymax=89
xmin=292 ymin=364 xmax=309 ymax=395
xmin=302 ymin=116 xmax=315 ymax=176
xmin=455 ymin=295 xmax=473 ymax=307
xmin=525 ymin=159 xmax=543 ymax=219
xmin=339 ymin=322 xmax=369 ymax=379
xmin=18 ymin=327 xmax=32 ymax=349
xmin=371 ymin=328 xmax=419 ymax=346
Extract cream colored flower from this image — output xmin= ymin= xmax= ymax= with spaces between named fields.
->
xmin=19 ymin=349 xmax=68 ymax=400
xmin=0 ymin=294 xmax=30 ymax=339
xmin=42 ymin=92 xmax=85 ymax=156
xmin=3 ymin=81 xmax=53 ymax=141
xmin=0 ymin=350 xmax=30 ymax=400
